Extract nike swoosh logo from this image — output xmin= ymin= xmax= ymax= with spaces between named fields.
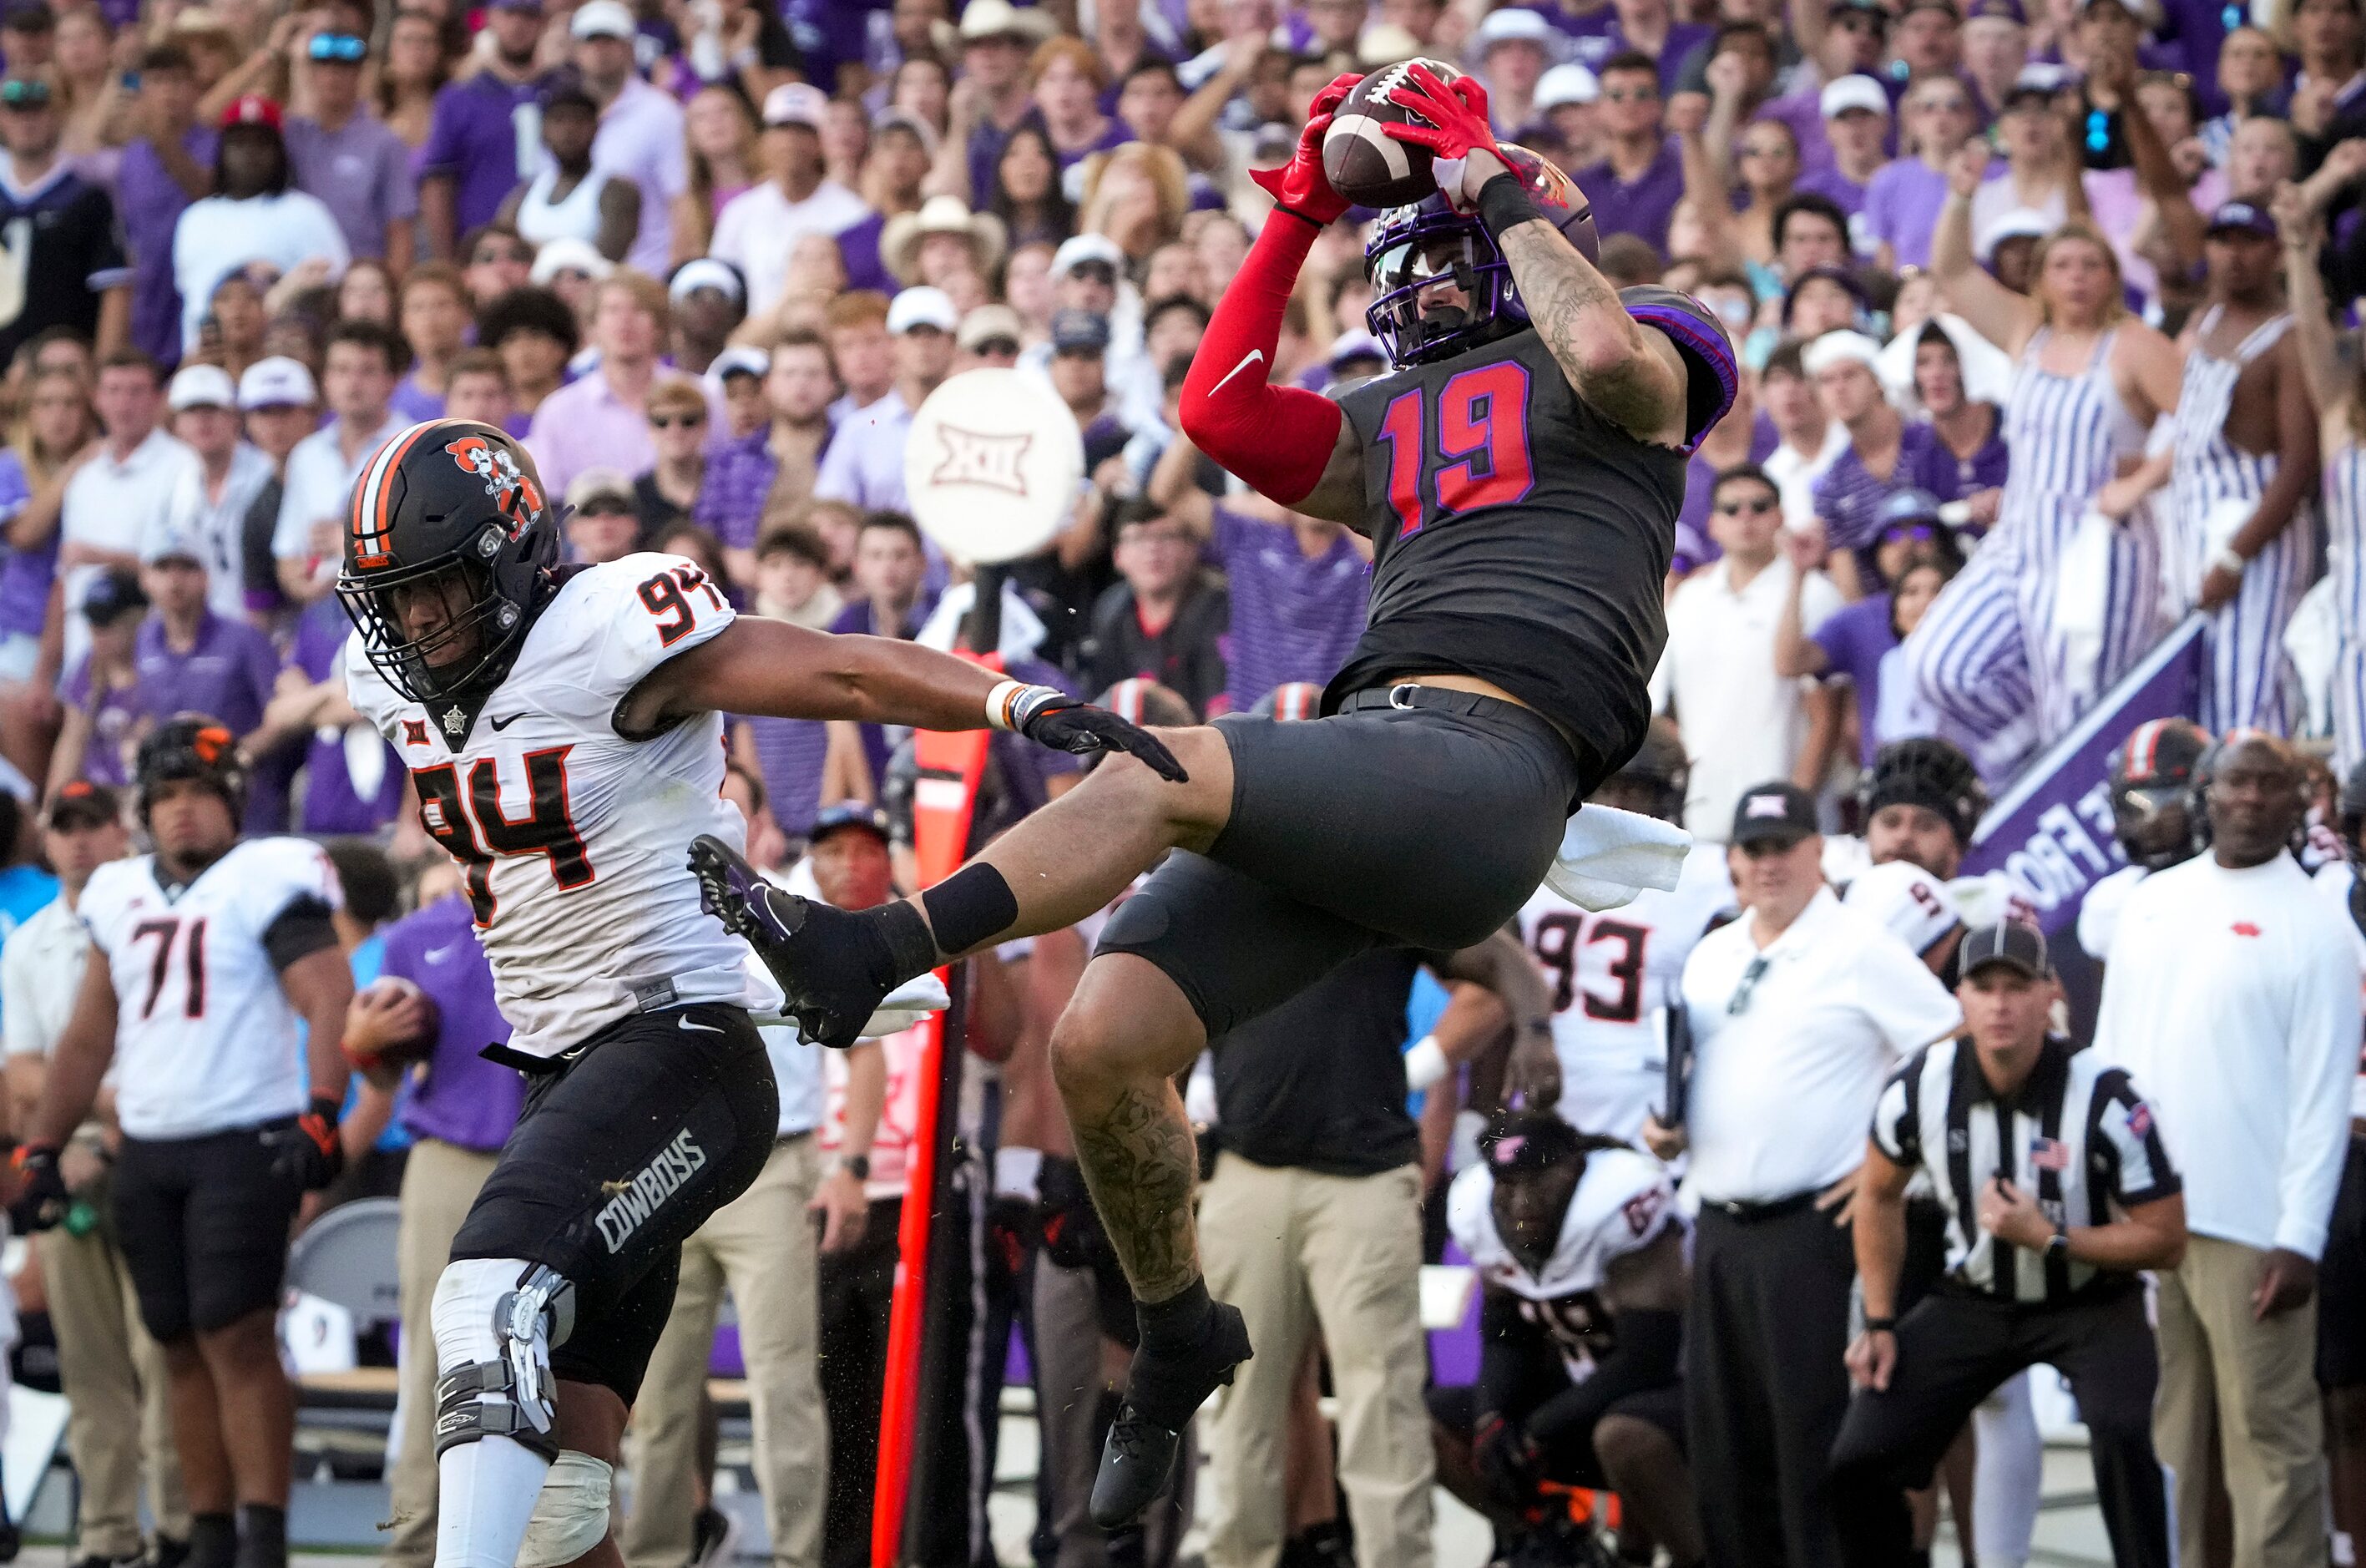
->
xmin=1206 ymin=349 xmax=1266 ymax=396
xmin=678 ymin=1014 xmax=723 ymax=1034
xmin=488 ymin=714 xmax=523 ymax=731
xmin=424 ymin=943 xmax=457 ymax=964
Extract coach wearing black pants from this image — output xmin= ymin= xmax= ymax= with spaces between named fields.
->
xmin=1833 ymin=919 xmax=2187 ymax=1568
xmin=1645 ymin=782 xmax=1960 ymax=1568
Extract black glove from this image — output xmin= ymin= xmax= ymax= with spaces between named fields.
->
xmin=1474 ymin=1412 xmax=1540 ymax=1512
xmin=1004 ymin=685 xmax=1189 ymax=781
xmin=8 ymin=1144 xmax=68 ymax=1233
xmin=265 ymin=1095 xmax=346 ymax=1191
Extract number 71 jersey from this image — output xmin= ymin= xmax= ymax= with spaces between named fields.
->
xmin=344 ymin=552 xmax=780 ymax=1060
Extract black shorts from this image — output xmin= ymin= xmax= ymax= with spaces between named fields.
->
xmin=1426 ymin=1378 xmax=1686 ymax=1492
xmin=1099 ymin=685 xmax=1588 ymax=1037
xmin=113 ymin=1122 xmax=304 ymax=1342
xmin=2318 ymin=1134 xmax=2366 ymax=1390
xmin=448 ymin=1001 xmax=779 ymax=1405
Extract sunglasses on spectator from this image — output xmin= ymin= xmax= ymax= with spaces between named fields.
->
xmin=1716 ymin=495 xmax=1778 ymax=515
xmin=1727 ymin=953 xmax=1772 ymax=1014
xmin=1069 ymin=260 xmax=1117 ymax=286
xmin=1602 ymin=85 xmax=1658 ymax=102
xmin=473 ymin=244 xmax=533 ymax=266
xmin=970 ymin=336 xmax=1020 ymax=357
xmin=1836 ymin=10 xmax=1887 ymax=28
xmin=0 ymin=78 xmax=52 ymax=108
xmin=309 ymin=33 xmax=367 ymax=61
xmin=650 ymin=412 xmax=705 ymax=428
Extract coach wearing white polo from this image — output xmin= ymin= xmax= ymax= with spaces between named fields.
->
xmin=1646 ymin=781 xmax=1960 ymax=1568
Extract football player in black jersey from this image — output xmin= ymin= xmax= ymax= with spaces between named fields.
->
xmin=691 ymin=62 xmax=1737 ymax=1528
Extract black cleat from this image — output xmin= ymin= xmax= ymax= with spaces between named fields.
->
xmin=689 ymin=834 xmax=888 ymax=1049
xmin=1089 ymin=1301 xmax=1252 ymax=1530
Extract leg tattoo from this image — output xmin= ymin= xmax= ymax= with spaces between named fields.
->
xmin=1071 ymin=1080 xmax=1201 ymax=1304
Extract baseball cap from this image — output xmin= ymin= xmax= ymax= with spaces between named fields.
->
xmin=2005 ymin=62 xmax=2072 ymax=107
xmin=956 ymin=302 xmax=1025 ymax=352
xmin=809 ymin=802 xmax=891 ymax=846
xmin=1 ymin=3 xmax=53 ymax=30
xmin=1876 ymin=488 xmax=1945 ymax=537
xmin=1802 ymin=328 xmax=1883 ymax=376
xmin=2207 ymin=200 xmax=2278 ymax=240
xmin=711 ymin=345 xmax=769 ymax=382
xmin=762 ymin=82 xmax=828 ymax=130
xmin=43 ymin=779 xmax=119 ymax=832
xmin=886 ymin=286 xmax=958 ymax=336
xmin=1959 ymin=918 xmax=2051 ymax=979
xmin=1327 ymin=331 xmax=1388 ymax=372
xmin=1845 ymin=860 xmax=1964 ymax=957
xmin=529 ymin=236 xmax=613 ymax=286
xmin=239 ymin=355 xmax=316 ymax=410
xmin=168 ymin=363 xmax=236 ymax=412
xmin=669 ymin=256 xmax=745 ymax=306
xmin=1478 ymin=6 xmax=1553 ymax=47
xmin=1819 ymin=73 xmax=1891 ymax=119
xmin=1050 ymin=308 xmax=1111 ymax=355
xmin=1975 ymin=207 xmax=2053 ymax=261
xmin=1964 ymin=0 xmax=2027 ymax=22
xmin=957 ymin=0 xmax=1055 ymax=43
xmin=220 ymin=94 xmax=281 ymax=130
xmin=1050 ymin=232 xmax=1125 ymax=281
xmin=569 ymin=0 xmax=634 ymax=40
xmin=565 ymin=468 xmax=635 ymax=513
xmin=140 ymin=522 xmax=205 ymax=566
xmin=877 ymin=107 xmax=939 ymax=154
xmin=80 ymin=567 xmax=146 ymax=625
xmin=1730 ymin=781 xmax=1818 ymax=847
xmin=1535 ymin=63 xmax=1600 ymax=110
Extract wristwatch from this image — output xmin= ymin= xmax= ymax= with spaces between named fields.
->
xmin=838 ymin=1152 xmax=871 ymax=1182
xmin=2045 ymin=1225 xmax=2070 ymax=1260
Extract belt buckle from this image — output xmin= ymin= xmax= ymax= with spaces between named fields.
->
xmin=1388 ymin=682 xmax=1419 ymax=711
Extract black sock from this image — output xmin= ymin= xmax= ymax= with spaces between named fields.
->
xmin=919 ymin=863 xmax=1019 ymax=954
xmin=233 ymin=1505 xmax=286 ymax=1568
xmin=186 ymin=1515 xmax=235 ymax=1568
xmin=871 ymin=898 xmax=940 ymax=984
xmin=1135 ymin=1277 xmax=1213 ymax=1353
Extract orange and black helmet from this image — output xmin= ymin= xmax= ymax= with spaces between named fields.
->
xmin=336 ymin=418 xmax=559 ymax=705
xmin=134 ymin=715 xmax=245 ymax=824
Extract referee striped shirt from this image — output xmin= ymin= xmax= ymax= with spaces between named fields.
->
xmin=1872 ymin=1036 xmax=2180 ymax=1305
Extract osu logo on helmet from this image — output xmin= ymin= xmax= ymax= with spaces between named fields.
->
xmin=444 ymin=436 xmax=545 ymax=537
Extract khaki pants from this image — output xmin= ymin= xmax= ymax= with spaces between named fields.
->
xmin=624 ymin=1136 xmax=825 ymax=1568
xmin=1200 ymin=1155 xmax=1434 ymax=1568
xmin=385 ymin=1138 xmax=503 ymax=1568
xmin=2155 ymin=1232 xmax=2328 ymax=1568
xmin=38 ymin=1218 xmax=186 ymax=1560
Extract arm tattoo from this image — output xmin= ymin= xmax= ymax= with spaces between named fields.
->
xmin=1498 ymin=220 xmax=1677 ymax=438
xmin=1071 ymin=1080 xmax=1203 ymax=1302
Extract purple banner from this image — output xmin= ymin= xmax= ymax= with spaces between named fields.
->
xmin=1961 ymin=615 xmax=2207 ymax=933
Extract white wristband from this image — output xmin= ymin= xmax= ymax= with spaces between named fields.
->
xmin=2213 ymin=547 xmax=2248 ymax=578
xmin=984 ymin=680 xmax=1025 ymax=731
xmin=1404 ymin=1034 xmax=1449 ymax=1092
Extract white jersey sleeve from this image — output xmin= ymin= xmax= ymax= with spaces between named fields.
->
xmin=1844 ymin=861 xmax=1960 ymax=959
xmin=1452 ymin=1148 xmax=1677 ymax=1304
xmin=2076 ymin=864 xmax=2151 ymax=961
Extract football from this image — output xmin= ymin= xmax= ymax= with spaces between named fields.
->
xmin=348 ymin=974 xmax=439 ymax=1087
xmin=1322 ymin=59 xmax=1466 ymax=210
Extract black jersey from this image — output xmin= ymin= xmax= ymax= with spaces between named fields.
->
xmin=1327 ymin=326 xmax=1687 ymax=776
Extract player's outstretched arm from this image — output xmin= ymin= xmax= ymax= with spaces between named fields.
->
xmin=623 ymin=616 xmax=1187 ymax=779
xmin=1178 ymin=71 xmax=1371 ymax=527
xmin=1379 ymin=66 xmax=1688 ymax=447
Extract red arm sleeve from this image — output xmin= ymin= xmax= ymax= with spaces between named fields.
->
xmin=1177 ymin=212 xmax=1348 ymax=508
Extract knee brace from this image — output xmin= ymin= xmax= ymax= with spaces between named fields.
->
xmin=515 ymin=1450 xmax=614 ymax=1568
xmin=431 ymin=1257 xmax=577 ymax=1460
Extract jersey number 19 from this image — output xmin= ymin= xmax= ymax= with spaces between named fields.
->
xmin=1373 ymin=362 xmax=1536 ymax=539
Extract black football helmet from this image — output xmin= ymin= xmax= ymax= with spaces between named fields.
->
xmin=1858 ymin=737 xmax=1987 ymax=847
xmin=2108 ymin=717 xmax=2212 ymax=870
xmin=134 ymin=714 xmax=246 ymax=824
xmin=336 ymin=419 xmax=559 ymax=706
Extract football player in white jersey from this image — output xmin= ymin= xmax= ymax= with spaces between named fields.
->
xmin=2077 ymin=718 xmax=2210 ymax=964
xmin=1431 ymin=1110 xmax=1696 ymax=1566
xmin=1842 ymin=738 xmax=2030 ymax=930
xmin=326 ymin=420 xmax=1175 ymax=1568
xmin=1514 ymin=721 xmax=1732 ymax=1142
xmin=12 ymin=719 xmax=356 ymax=1568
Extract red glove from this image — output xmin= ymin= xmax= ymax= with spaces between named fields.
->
xmin=1247 ymin=70 xmax=1362 ymax=225
xmin=1378 ymin=63 xmax=1506 ymax=196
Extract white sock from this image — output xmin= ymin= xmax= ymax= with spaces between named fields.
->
xmin=435 ymin=1434 xmax=553 ymax=1568
xmin=1972 ymin=1370 xmax=2043 ymax=1568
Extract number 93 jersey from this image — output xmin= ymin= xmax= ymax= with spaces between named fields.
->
xmin=78 ymin=837 xmax=343 ymax=1141
xmin=1516 ymin=840 xmax=1733 ymax=1142
xmin=344 ymin=553 xmax=781 ymax=1059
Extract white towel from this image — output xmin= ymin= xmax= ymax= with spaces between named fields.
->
xmin=1543 ymin=804 xmax=1692 ymax=912
xmin=749 ymin=971 xmax=950 ymax=1040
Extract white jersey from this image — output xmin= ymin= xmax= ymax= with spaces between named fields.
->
xmin=346 ymin=554 xmax=778 ymax=1057
xmin=79 ymin=837 xmax=342 ymax=1141
xmin=2310 ymin=859 xmax=2366 ymax=1120
xmin=1516 ymin=841 xmax=1732 ymax=1141
xmin=1448 ymin=1146 xmax=1676 ymax=1376
xmin=2077 ymin=863 xmax=2150 ymax=961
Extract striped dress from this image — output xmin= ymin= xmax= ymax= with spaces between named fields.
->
xmin=2323 ymin=440 xmax=2366 ymax=777
xmin=1905 ymin=326 xmax=2158 ymax=777
xmin=2170 ymin=307 xmax=2312 ymax=734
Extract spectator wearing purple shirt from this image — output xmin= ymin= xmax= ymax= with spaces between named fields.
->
xmin=1902 ymin=320 xmax=2011 ymax=529
xmin=124 ymin=528 xmax=286 ymax=827
xmin=48 ymin=568 xmax=144 ymax=793
xmin=1029 ymin=38 xmax=1130 ymax=183
xmin=1578 ymin=0 xmax=1718 ymax=98
xmin=1575 ymin=53 xmax=1686 ymax=259
xmin=1678 ymin=370 xmax=1777 ymax=572
xmin=1806 ymin=331 xmax=1930 ymax=578
xmin=948 ymin=0 xmax=1053 ymax=210
xmin=1476 ymin=8 xmax=1557 ymax=136
xmin=285 ymin=24 xmax=418 ymax=264
xmin=361 ymin=883 xmax=522 ymax=1568
xmin=253 ymin=599 xmax=403 ymax=836
xmin=1865 ymin=76 xmax=1982 ymax=271
xmin=416 ymin=0 xmax=554 ymax=261
xmin=115 ymin=46 xmax=215 ymax=368
xmin=0 ymin=367 xmax=87 ymax=683
xmin=387 ymin=266 xmax=472 ymax=424
xmin=1757 ymin=0 xmax=1898 ymax=177
xmin=1795 ymin=76 xmax=1891 ymax=246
